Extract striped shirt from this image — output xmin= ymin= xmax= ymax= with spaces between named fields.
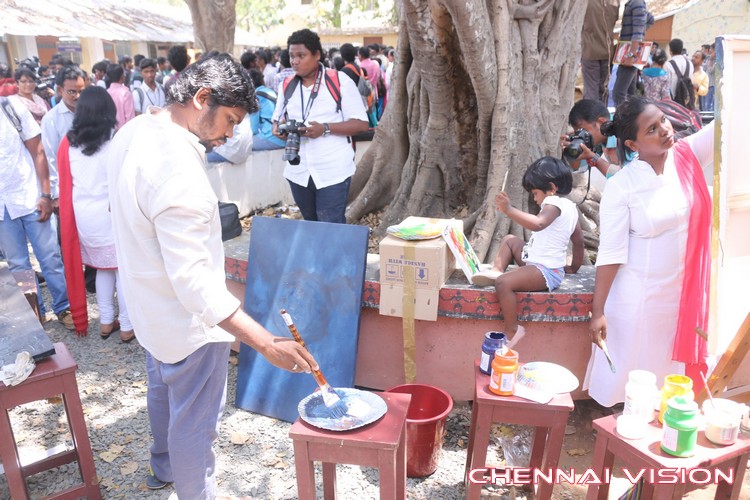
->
xmin=620 ymin=0 xmax=649 ymax=42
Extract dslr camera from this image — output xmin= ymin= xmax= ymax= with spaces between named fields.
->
xmin=562 ymin=128 xmax=594 ymax=162
xmin=278 ymin=119 xmax=302 ymax=165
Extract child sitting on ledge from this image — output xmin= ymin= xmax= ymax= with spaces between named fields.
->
xmin=473 ymin=157 xmax=584 ymax=347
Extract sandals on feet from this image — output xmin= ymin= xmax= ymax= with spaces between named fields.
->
xmin=120 ymin=330 xmax=136 ymax=343
xmin=100 ymin=320 xmax=120 ymax=339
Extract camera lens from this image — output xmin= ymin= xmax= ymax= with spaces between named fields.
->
xmin=563 ymin=139 xmax=584 ymax=160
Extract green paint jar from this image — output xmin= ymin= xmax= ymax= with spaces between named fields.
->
xmin=661 ymin=395 xmax=699 ymax=457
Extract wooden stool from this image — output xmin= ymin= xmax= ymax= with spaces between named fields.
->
xmin=289 ymin=391 xmax=411 ymax=499
xmin=464 ymin=360 xmax=574 ymax=500
xmin=587 ymin=413 xmax=750 ymax=499
xmin=0 ymin=342 xmax=101 ymax=499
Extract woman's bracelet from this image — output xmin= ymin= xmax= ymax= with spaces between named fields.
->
xmin=590 ymin=153 xmax=609 ymax=165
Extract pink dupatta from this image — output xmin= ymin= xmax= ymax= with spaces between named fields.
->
xmin=671 ymin=139 xmax=711 ymax=364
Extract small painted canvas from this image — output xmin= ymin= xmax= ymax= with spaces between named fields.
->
xmin=442 ymin=225 xmax=481 ymax=282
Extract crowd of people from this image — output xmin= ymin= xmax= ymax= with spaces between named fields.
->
xmin=582 ymin=0 xmax=717 ymax=113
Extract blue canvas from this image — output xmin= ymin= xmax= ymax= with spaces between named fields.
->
xmin=235 ymin=216 xmax=369 ymax=422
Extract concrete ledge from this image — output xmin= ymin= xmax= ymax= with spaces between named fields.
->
xmin=206 ymin=141 xmax=372 ymax=217
xmin=205 ymin=151 xmax=294 ymax=218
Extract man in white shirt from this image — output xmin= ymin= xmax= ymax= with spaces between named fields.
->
xmin=0 ymin=96 xmax=74 ymax=329
xmin=665 ymin=38 xmax=694 ymax=98
xmin=132 ymin=58 xmax=166 ymax=115
xmin=40 ymin=65 xmax=86 ymax=198
xmin=105 ymin=53 xmax=317 ymax=499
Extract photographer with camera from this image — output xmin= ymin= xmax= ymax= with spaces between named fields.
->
xmin=272 ymin=29 xmax=368 ymax=224
xmin=559 ymin=99 xmax=621 ymax=179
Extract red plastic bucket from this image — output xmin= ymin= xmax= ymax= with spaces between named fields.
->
xmin=386 ymin=384 xmax=454 ymax=477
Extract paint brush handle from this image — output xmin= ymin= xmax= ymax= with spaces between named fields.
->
xmin=280 ymin=309 xmax=330 ymax=387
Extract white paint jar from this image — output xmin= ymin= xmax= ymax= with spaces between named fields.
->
xmin=702 ymin=399 xmax=743 ymax=446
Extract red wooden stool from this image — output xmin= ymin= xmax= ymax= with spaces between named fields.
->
xmin=464 ymin=360 xmax=574 ymax=500
xmin=289 ymin=391 xmax=411 ymax=499
xmin=0 ymin=342 xmax=101 ymax=499
xmin=587 ymin=413 xmax=750 ymax=499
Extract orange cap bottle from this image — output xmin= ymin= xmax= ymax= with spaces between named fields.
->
xmin=489 ymin=348 xmax=519 ymax=396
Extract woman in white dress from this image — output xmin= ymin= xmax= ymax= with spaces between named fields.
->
xmin=586 ymin=96 xmax=713 ymax=406
xmin=58 ymin=86 xmax=134 ymax=342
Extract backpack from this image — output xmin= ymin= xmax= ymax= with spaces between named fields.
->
xmin=133 ymin=84 xmax=165 ymax=114
xmin=0 ymin=96 xmax=22 ymax=134
xmin=654 ymin=99 xmax=702 ymax=140
xmin=343 ymin=63 xmax=375 ymax=113
xmin=255 ymin=89 xmax=277 ymax=125
xmin=282 ymin=67 xmax=342 ymax=114
xmin=669 ymin=57 xmax=695 ymax=110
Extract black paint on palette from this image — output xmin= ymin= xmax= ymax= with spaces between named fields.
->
xmin=0 ymin=265 xmax=55 ymax=368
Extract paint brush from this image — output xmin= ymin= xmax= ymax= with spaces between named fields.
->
xmin=280 ymin=309 xmax=348 ymax=419
xmin=700 ymin=371 xmax=715 ymax=410
xmin=595 ymin=337 xmax=616 ymax=373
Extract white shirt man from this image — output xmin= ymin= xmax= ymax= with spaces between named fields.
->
xmin=132 ymin=60 xmax=166 ymax=115
xmin=665 ymin=43 xmax=694 ymax=99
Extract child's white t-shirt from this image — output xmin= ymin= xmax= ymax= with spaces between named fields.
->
xmin=523 ymin=195 xmax=578 ymax=269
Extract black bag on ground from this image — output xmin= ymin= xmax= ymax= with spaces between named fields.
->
xmin=218 ymin=202 xmax=242 ymax=241
xmin=669 ymin=58 xmax=696 ymax=110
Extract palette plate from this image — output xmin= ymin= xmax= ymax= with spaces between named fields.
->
xmin=517 ymin=361 xmax=580 ymax=394
xmin=298 ymin=388 xmax=387 ymax=432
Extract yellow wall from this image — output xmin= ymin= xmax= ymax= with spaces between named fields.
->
xmin=320 ymin=33 xmax=398 ymax=48
xmin=673 ymin=0 xmax=750 ymax=51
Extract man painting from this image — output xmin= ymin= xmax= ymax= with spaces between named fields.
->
xmin=105 ymin=53 xmax=317 ymax=499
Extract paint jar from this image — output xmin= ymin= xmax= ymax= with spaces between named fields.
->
xmin=742 ymin=405 xmax=750 ymax=434
xmin=489 ymin=348 xmax=518 ymax=396
xmin=661 ymin=395 xmax=699 ymax=457
xmin=702 ymin=399 xmax=744 ymax=446
xmin=623 ymin=370 xmax=658 ymax=424
xmin=479 ymin=331 xmax=507 ymax=375
xmin=616 ymin=414 xmax=647 ymax=440
xmin=658 ymin=374 xmax=694 ymax=424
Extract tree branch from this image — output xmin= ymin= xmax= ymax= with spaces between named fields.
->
xmin=512 ymin=0 xmax=554 ymax=20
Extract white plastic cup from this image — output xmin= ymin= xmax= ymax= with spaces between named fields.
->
xmin=617 ymin=414 xmax=647 ymax=440
xmin=702 ymin=399 xmax=743 ymax=446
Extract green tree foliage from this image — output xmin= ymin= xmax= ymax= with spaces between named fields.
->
xmin=236 ymin=0 xmax=285 ymax=33
xmin=316 ymin=0 xmax=392 ymax=28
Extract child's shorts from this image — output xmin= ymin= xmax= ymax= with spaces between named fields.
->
xmin=527 ymin=262 xmax=565 ymax=291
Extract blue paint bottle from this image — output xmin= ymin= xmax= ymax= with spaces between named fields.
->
xmin=480 ymin=331 xmax=507 ymax=374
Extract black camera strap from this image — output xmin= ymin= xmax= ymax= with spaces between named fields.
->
xmin=300 ymin=64 xmax=324 ymax=122
xmin=561 ymin=151 xmax=592 ymax=207
xmin=282 ymin=63 xmax=325 ymax=124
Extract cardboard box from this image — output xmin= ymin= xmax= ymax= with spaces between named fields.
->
xmin=379 ymin=217 xmax=459 ymax=321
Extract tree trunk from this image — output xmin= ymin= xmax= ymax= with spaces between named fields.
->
xmin=184 ymin=0 xmax=237 ymax=53
xmin=348 ymin=0 xmax=590 ymax=262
